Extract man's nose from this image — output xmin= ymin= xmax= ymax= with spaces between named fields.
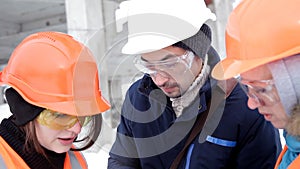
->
xmin=152 ymin=72 xmax=169 ymax=86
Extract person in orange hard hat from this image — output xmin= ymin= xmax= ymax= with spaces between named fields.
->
xmin=212 ymin=0 xmax=300 ymax=168
xmin=0 ymin=31 xmax=110 ymax=169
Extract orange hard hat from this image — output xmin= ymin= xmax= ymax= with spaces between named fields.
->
xmin=212 ymin=0 xmax=300 ymax=80
xmin=0 ymin=32 xmax=110 ymax=116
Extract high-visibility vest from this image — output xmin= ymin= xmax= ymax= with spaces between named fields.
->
xmin=275 ymin=145 xmax=300 ymax=169
xmin=0 ymin=136 xmax=88 ymax=169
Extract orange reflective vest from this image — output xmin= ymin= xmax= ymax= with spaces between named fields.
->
xmin=0 ymin=136 xmax=88 ymax=169
xmin=275 ymin=145 xmax=300 ymax=169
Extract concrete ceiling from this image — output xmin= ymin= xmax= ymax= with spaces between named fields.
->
xmin=0 ymin=0 xmax=67 ymax=65
xmin=0 ymin=0 xmax=217 ymax=74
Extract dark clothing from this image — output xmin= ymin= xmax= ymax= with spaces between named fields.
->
xmin=0 ymin=117 xmax=66 ymax=169
xmin=5 ymin=88 xmax=44 ymax=126
xmin=108 ymin=75 xmax=282 ymax=169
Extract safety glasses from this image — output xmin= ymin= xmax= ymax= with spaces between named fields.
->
xmin=236 ymin=76 xmax=279 ymax=106
xmin=37 ymin=109 xmax=91 ymax=130
xmin=133 ymin=51 xmax=195 ymax=77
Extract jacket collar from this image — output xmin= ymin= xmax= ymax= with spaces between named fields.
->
xmin=137 ymin=75 xmax=217 ymax=121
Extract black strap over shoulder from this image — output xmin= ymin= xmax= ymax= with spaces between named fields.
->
xmin=169 ymin=78 xmax=237 ymax=169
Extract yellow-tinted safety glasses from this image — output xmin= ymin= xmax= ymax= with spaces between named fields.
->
xmin=37 ymin=109 xmax=91 ymax=130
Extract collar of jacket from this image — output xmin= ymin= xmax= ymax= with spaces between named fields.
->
xmin=137 ymin=75 xmax=217 ymax=121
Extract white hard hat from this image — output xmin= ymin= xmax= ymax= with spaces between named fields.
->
xmin=115 ymin=0 xmax=216 ymax=54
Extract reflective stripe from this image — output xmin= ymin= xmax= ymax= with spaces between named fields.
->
xmin=0 ymin=154 xmax=8 ymax=169
xmin=0 ymin=136 xmax=30 ymax=169
xmin=185 ymin=144 xmax=194 ymax=169
xmin=68 ymin=151 xmax=84 ymax=169
xmin=206 ymin=135 xmax=236 ymax=147
xmin=0 ymin=136 xmax=86 ymax=169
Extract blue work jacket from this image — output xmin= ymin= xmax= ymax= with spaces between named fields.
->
xmin=108 ymin=75 xmax=282 ymax=169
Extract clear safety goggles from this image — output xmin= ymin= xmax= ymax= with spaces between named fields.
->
xmin=133 ymin=51 xmax=195 ymax=77
xmin=236 ymin=76 xmax=279 ymax=106
xmin=37 ymin=109 xmax=91 ymax=130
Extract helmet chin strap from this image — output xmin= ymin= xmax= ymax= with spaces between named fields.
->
xmin=268 ymin=54 xmax=300 ymax=116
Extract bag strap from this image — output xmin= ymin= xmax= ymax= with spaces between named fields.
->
xmin=169 ymin=101 xmax=211 ymax=169
xmin=169 ymin=79 xmax=237 ymax=169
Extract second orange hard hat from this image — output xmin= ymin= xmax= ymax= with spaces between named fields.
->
xmin=0 ymin=32 xmax=110 ymax=116
xmin=212 ymin=0 xmax=300 ymax=80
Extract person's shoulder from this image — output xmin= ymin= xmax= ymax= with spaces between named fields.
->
xmin=127 ymin=75 xmax=158 ymax=97
xmin=123 ymin=76 xmax=153 ymax=108
xmin=225 ymin=83 xmax=248 ymax=104
xmin=224 ymin=84 xmax=261 ymax=120
xmin=127 ymin=75 xmax=151 ymax=92
xmin=127 ymin=79 xmax=141 ymax=93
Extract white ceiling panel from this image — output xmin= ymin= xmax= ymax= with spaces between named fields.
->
xmin=0 ymin=0 xmax=67 ymax=64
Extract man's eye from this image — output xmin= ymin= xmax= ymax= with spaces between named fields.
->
xmin=165 ymin=62 xmax=177 ymax=68
xmin=146 ymin=65 xmax=155 ymax=70
xmin=255 ymin=87 xmax=267 ymax=93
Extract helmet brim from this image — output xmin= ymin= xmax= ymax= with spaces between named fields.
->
xmin=212 ymin=47 xmax=300 ymax=80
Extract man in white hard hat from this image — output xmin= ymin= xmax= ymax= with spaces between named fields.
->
xmin=108 ymin=0 xmax=281 ymax=168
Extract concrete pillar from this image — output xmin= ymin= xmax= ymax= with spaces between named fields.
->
xmin=65 ymin=0 xmax=108 ymax=93
xmin=208 ymin=0 xmax=234 ymax=59
xmin=65 ymin=0 xmax=115 ymax=153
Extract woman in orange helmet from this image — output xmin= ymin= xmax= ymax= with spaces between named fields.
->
xmin=212 ymin=0 xmax=300 ymax=168
xmin=0 ymin=32 xmax=110 ymax=169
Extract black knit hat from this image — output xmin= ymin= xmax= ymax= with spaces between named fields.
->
xmin=172 ymin=23 xmax=220 ymax=68
xmin=173 ymin=23 xmax=212 ymax=59
xmin=5 ymin=87 xmax=44 ymax=126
